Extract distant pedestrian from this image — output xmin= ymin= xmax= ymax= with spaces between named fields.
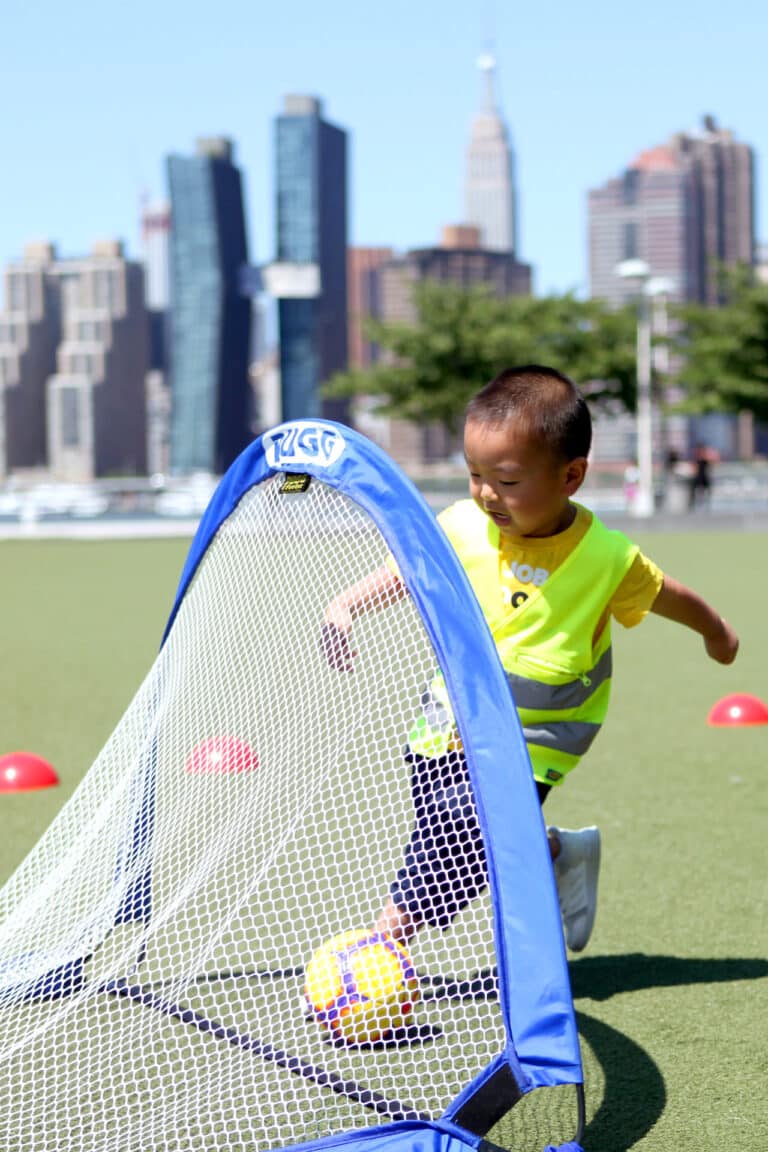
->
xmin=689 ymin=443 xmax=716 ymax=510
xmin=665 ymin=447 xmax=681 ymax=481
xmin=623 ymin=463 xmax=640 ymax=511
xmin=660 ymin=447 xmax=682 ymax=510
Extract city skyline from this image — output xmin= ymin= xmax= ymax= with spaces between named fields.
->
xmin=2 ymin=0 xmax=766 ymax=300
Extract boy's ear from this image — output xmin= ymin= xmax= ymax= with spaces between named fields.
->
xmin=563 ymin=456 xmax=588 ymax=495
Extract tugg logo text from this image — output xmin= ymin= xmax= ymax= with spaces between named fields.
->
xmin=264 ymin=422 xmax=346 ymax=468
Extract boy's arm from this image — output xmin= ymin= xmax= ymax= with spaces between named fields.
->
xmin=321 ymin=564 xmax=406 ymax=670
xmin=650 ymin=575 xmax=739 ymax=664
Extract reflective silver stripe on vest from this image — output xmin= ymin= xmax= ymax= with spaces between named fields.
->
xmin=420 ymin=686 xmax=452 ymax=731
xmin=507 ymin=646 xmax=613 ymax=711
xmin=523 ymin=720 xmax=602 ymax=757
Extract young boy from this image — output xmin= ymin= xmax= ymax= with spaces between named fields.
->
xmin=321 ymin=366 xmax=739 ymax=953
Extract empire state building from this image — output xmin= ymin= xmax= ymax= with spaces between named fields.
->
xmin=464 ymin=55 xmax=517 ymax=254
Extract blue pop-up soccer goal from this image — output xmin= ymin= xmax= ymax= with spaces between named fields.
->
xmin=0 ymin=420 xmax=584 ymax=1152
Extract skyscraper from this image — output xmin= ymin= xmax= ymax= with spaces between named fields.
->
xmin=674 ymin=116 xmax=755 ymax=304
xmin=47 ymin=239 xmax=149 ymax=480
xmin=348 ymin=227 xmax=532 ymax=470
xmin=274 ymin=95 xmax=348 ymax=421
xmin=464 ymin=55 xmax=517 ymax=254
xmin=141 ymin=198 xmax=172 ymax=476
xmin=141 ymin=198 xmax=171 ymax=311
xmin=379 ymin=226 xmax=531 ymax=310
xmin=0 ymin=242 xmax=61 ymax=476
xmin=347 ymin=247 xmax=393 ymax=370
xmin=0 ymin=240 xmax=149 ymax=481
xmin=589 ymin=147 xmax=693 ymax=305
xmin=167 ymin=137 xmax=251 ymax=474
xmin=588 ymin=118 xmax=756 ymax=465
xmin=589 ymin=117 xmax=755 ymax=305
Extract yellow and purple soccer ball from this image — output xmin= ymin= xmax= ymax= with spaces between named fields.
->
xmin=303 ymin=929 xmax=420 ymax=1044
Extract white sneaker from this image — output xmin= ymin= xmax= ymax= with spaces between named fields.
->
xmin=549 ymin=826 xmax=601 ymax=952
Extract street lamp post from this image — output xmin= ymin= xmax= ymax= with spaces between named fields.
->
xmin=649 ymin=281 xmax=675 ymax=506
xmin=617 ymin=259 xmax=654 ymax=516
xmin=635 ymin=286 xmax=654 ymax=517
xmin=616 ymin=262 xmax=677 ymax=518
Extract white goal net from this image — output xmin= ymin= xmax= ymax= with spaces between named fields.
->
xmin=0 ymin=450 xmax=580 ymax=1151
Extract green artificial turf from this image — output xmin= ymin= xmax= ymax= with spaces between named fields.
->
xmin=0 ymin=537 xmax=190 ymax=881
xmin=545 ymin=530 xmax=768 ymax=1150
xmin=0 ymin=530 xmax=766 ymax=1151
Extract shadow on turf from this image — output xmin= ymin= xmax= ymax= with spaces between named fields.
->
xmin=577 ymin=1010 xmax=665 ymax=1151
xmin=568 ymin=953 xmax=768 ymax=1001
xmin=321 ymin=1022 xmax=443 ymax=1050
xmin=422 ymin=960 xmax=768 ymax=1150
xmin=572 ymin=956 xmax=768 ymax=1149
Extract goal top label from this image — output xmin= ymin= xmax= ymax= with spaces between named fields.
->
xmin=264 ymin=422 xmax=346 ymax=469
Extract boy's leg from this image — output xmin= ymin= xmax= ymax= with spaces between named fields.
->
xmin=381 ymin=750 xmax=488 ymax=943
xmin=547 ymin=825 xmax=601 ymax=952
xmin=374 ymin=895 xmax=421 ymax=943
xmin=373 ymin=760 xmax=601 ymax=954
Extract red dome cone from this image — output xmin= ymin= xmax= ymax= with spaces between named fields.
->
xmin=707 ymin=693 xmax=768 ymax=727
xmin=0 ymin=752 xmax=59 ymax=792
xmin=185 ymin=736 xmax=259 ymax=774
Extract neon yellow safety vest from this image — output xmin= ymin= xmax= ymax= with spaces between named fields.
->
xmin=408 ymin=500 xmax=639 ymax=785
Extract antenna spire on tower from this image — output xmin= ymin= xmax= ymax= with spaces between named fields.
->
xmin=476 ymin=52 xmax=497 ymax=112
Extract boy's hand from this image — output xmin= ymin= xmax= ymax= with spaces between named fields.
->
xmin=651 ymin=577 xmax=738 ymax=665
xmin=320 ymin=620 xmax=357 ymax=671
xmin=319 ymin=567 xmax=405 ymax=672
xmin=704 ymin=618 xmax=739 ymax=665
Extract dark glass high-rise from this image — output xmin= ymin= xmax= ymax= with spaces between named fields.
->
xmin=167 ymin=138 xmax=252 ymax=474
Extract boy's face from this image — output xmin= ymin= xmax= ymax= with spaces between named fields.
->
xmin=464 ymin=418 xmax=588 ymax=538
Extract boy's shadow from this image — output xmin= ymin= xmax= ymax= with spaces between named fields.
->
xmin=421 ymin=952 xmax=768 ymax=1006
xmin=572 ymin=953 xmax=768 ymax=1150
xmin=568 ymin=952 xmax=768 ymax=1001
xmin=576 ymin=1008 xmax=664 ymax=1152
xmin=424 ymin=954 xmax=767 ymax=1151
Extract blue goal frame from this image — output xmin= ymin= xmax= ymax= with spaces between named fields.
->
xmin=122 ymin=419 xmax=584 ymax=1152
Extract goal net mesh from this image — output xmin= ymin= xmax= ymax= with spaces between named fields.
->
xmin=0 ymin=472 xmax=578 ymax=1152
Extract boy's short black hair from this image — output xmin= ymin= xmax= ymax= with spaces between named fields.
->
xmin=465 ymin=365 xmax=592 ymax=461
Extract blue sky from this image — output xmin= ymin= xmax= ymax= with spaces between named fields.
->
xmin=2 ymin=0 xmax=765 ymax=297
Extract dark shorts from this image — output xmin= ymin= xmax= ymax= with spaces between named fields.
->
xmin=390 ymin=750 xmax=550 ymax=930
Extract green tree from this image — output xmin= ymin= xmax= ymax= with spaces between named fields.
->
xmin=671 ymin=268 xmax=768 ymax=421
xmin=325 ymin=281 xmax=638 ymax=431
